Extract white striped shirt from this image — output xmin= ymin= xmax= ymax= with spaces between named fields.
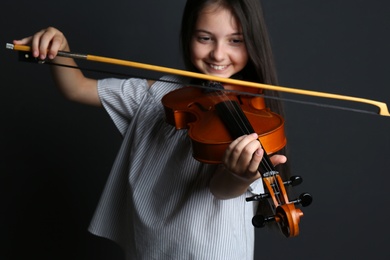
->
xmin=88 ymin=75 xmax=257 ymax=259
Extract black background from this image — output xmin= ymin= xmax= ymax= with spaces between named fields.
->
xmin=1 ymin=1 xmax=390 ymax=259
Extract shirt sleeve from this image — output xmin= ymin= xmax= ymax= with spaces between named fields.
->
xmin=97 ymin=77 xmax=150 ymax=136
xmin=248 ymin=178 xmax=265 ymax=194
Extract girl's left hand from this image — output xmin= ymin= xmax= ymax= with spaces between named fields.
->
xmin=222 ymin=133 xmax=287 ymax=180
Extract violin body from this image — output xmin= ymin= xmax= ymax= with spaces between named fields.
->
xmin=162 ymin=86 xmax=287 ymax=164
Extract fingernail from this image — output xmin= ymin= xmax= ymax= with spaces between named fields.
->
xmin=256 ymin=148 xmax=263 ymax=155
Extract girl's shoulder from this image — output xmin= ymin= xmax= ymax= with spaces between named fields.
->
xmin=149 ymin=75 xmax=188 ymax=98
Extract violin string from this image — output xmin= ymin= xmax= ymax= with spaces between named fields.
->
xmin=211 ymin=89 xmax=274 ymax=176
xmin=224 ymin=90 xmax=283 ymax=206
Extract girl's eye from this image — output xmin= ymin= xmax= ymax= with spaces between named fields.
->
xmin=197 ymin=36 xmax=212 ymax=42
xmin=230 ymin=38 xmax=244 ymax=45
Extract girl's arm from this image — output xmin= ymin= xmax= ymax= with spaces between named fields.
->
xmin=13 ymin=27 xmax=100 ymax=106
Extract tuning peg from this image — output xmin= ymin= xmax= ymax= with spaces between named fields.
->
xmin=290 ymin=192 xmax=312 ymax=207
xmin=246 ymin=193 xmax=269 ymax=202
xmin=252 ymin=214 xmax=275 ymax=228
xmin=283 ymin=175 xmax=303 ymax=186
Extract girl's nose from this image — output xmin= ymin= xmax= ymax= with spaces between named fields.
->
xmin=210 ymin=42 xmax=225 ymax=61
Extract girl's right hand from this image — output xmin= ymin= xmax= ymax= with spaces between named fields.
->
xmin=12 ymin=27 xmax=100 ymax=106
xmin=13 ymin=27 xmax=69 ymax=61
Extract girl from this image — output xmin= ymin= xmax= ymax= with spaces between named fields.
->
xmin=14 ymin=0 xmax=287 ymax=259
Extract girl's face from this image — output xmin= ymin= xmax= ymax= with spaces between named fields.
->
xmin=190 ymin=5 xmax=248 ymax=78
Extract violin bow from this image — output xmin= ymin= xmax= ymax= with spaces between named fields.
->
xmin=6 ymin=43 xmax=390 ymax=117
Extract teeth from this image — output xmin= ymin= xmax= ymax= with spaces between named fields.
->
xmin=210 ymin=64 xmax=227 ymax=70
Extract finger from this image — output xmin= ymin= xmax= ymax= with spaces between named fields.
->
xmin=223 ymin=133 xmax=258 ymax=166
xmin=225 ymin=134 xmax=261 ymax=174
xmin=13 ymin=36 xmax=33 ymax=45
xmin=223 ymin=134 xmax=247 ymax=166
xmin=245 ymin=147 xmax=264 ymax=176
xmin=269 ymin=154 xmax=287 ymax=166
xmin=13 ymin=36 xmax=38 ymax=57
xmin=31 ymin=27 xmax=63 ymax=60
xmin=42 ymin=27 xmax=66 ymax=59
xmin=235 ymin=139 xmax=262 ymax=171
xmin=31 ymin=29 xmax=47 ymax=59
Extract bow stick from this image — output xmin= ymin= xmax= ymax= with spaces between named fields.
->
xmin=6 ymin=43 xmax=390 ymax=117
